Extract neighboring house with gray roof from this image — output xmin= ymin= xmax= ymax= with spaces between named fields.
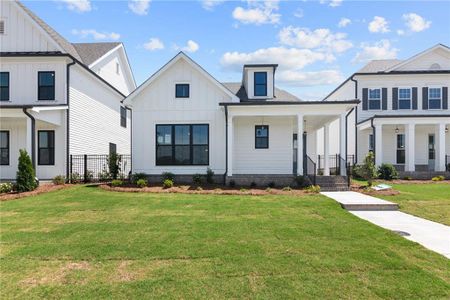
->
xmin=322 ymin=44 xmax=450 ymax=178
xmin=0 ymin=0 xmax=135 ymax=181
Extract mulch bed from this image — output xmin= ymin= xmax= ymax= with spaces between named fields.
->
xmin=100 ymin=184 xmax=314 ymax=196
xmin=0 ymin=184 xmax=72 ymax=201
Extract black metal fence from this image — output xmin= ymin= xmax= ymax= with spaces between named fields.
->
xmin=69 ymin=154 xmax=131 ymax=183
xmin=317 ymin=154 xmax=355 ymax=175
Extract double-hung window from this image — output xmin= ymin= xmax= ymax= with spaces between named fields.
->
xmin=0 ymin=72 xmax=9 ymax=101
xmin=175 ymin=84 xmax=189 ymax=98
xmin=0 ymin=131 xmax=9 ymax=165
xmin=396 ymin=134 xmax=405 ymax=164
xmin=156 ymin=124 xmax=209 ymax=165
xmin=38 ymin=130 xmax=55 ymax=165
xmin=120 ymin=106 xmax=127 ymax=128
xmin=428 ymin=88 xmax=442 ymax=109
xmin=254 ymin=72 xmax=267 ymax=97
xmin=38 ymin=71 xmax=55 ymax=100
xmin=255 ymin=125 xmax=269 ymax=149
xmin=398 ymin=88 xmax=411 ymax=109
xmin=368 ymin=88 xmax=381 ymax=110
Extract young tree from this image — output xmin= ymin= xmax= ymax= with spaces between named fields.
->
xmin=107 ymin=152 xmax=122 ymax=180
xmin=360 ymin=152 xmax=378 ymax=187
xmin=16 ymin=149 xmax=37 ymax=192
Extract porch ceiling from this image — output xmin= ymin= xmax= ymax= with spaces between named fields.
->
xmin=304 ymin=115 xmax=339 ymax=131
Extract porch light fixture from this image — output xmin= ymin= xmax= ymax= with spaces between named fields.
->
xmin=395 ymin=126 xmax=399 ymax=133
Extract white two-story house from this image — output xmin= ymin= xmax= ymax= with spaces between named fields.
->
xmin=324 ymin=44 xmax=450 ymax=178
xmin=124 ymin=52 xmax=357 ymax=187
xmin=0 ymin=0 xmax=135 ymax=180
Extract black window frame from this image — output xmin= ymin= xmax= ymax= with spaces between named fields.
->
xmin=120 ymin=106 xmax=127 ymax=128
xmin=0 ymin=130 xmax=9 ymax=165
xmin=38 ymin=130 xmax=55 ymax=165
xmin=396 ymin=134 xmax=405 ymax=165
xmin=254 ymin=72 xmax=267 ymax=97
xmin=175 ymin=84 xmax=190 ymax=98
xmin=156 ymin=124 xmax=209 ymax=166
xmin=255 ymin=125 xmax=269 ymax=149
xmin=109 ymin=142 xmax=117 ymax=156
xmin=38 ymin=71 xmax=55 ymax=101
xmin=0 ymin=72 xmax=9 ymax=101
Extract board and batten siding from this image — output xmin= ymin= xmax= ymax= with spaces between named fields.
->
xmin=131 ymin=58 xmax=232 ymax=175
xmin=69 ymin=65 xmax=130 ymax=155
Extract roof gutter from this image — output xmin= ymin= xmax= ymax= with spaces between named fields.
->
xmin=22 ymin=108 xmax=36 ymax=169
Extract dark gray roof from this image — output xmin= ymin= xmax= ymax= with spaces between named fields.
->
xmin=357 ymin=59 xmax=403 ymax=73
xmin=72 ymin=43 xmax=121 ymax=66
xmin=222 ymin=82 xmax=301 ymax=102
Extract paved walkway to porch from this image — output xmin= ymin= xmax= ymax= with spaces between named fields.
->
xmin=321 ymin=191 xmax=450 ymax=259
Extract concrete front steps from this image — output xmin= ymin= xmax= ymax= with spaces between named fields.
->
xmin=315 ymin=176 xmax=349 ymax=191
xmin=321 ymin=191 xmax=399 ymax=211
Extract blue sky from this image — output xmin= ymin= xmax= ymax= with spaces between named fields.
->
xmin=24 ymin=0 xmax=450 ymax=100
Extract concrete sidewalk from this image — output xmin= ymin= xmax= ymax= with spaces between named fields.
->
xmin=322 ymin=191 xmax=450 ymax=258
xmin=321 ymin=191 xmax=399 ymax=210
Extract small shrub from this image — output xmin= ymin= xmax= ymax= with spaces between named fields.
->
xmin=0 ymin=183 xmax=13 ymax=194
xmin=352 ymin=165 xmax=364 ymax=180
xmin=265 ymin=187 xmax=272 ymax=193
xmin=250 ymin=181 xmax=257 ymax=188
xmin=378 ymin=163 xmax=398 ymax=180
xmin=52 ymin=175 xmax=65 ymax=185
xmin=98 ymin=169 xmax=111 ymax=182
xmin=131 ymin=173 xmax=147 ymax=184
xmin=359 ymin=152 xmax=377 ymax=187
xmin=16 ymin=149 xmax=37 ymax=192
xmin=432 ymin=175 xmax=445 ymax=181
xmin=70 ymin=172 xmax=81 ymax=183
xmin=305 ymin=185 xmax=321 ymax=193
xmin=136 ymin=179 xmax=147 ymax=188
xmin=403 ymin=176 xmax=412 ymax=180
xmin=196 ymin=186 xmax=203 ymax=191
xmin=229 ymin=180 xmax=236 ymax=188
xmin=282 ymin=186 xmax=292 ymax=191
xmin=240 ymin=187 xmax=248 ymax=192
xmin=294 ymin=175 xmax=311 ymax=188
xmin=111 ymin=179 xmax=123 ymax=187
xmin=107 ymin=153 xmax=122 ymax=180
xmin=267 ymin=181 xmax=276 ymax=188
xmin=85 ymin=171 xmax=94 ymax=183
xmin=192 ymin=174 xmax=203 ymax=185
xmin=162 ymin=172 xmax=175 ymax=181
xmin=206 ymin=168 xmax=215 ymax=184
xmin=163 ymin=179 xmax=174 ymax=189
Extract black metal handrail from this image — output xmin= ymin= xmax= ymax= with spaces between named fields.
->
xmin=305 ymin=155 xmax=316 ymax=185
xmin=338 ymin=155 xmax=346 ymax=176
xmin=317 ymin=154 xmax=354 ymax=175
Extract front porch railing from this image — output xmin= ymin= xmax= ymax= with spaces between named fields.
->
xmin=317 ymin=154 xmax=354 ymax=175
xmin=305 ymin=155 xmax=316 ymax=185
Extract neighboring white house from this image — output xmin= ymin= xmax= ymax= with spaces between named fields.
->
xmin=124 ymin=52 xmax=357 ymax=186
xmin=324 ymin=44 xmax=450 ymax=177
xmin=0 ymin=0 xmax=135 ymax=180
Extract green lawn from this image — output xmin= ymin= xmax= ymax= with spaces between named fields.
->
xmin=1 ymin=186 xmax=449 ymax=299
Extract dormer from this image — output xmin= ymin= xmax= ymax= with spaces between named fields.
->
xmin=242 ymin=64 xmax=277 ymax=100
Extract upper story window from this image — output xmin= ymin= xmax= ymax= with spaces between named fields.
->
xmin=175 ymin=84 xmax=189 ymax=98
xmin=120 ymin=106 xmax=127 ymax=128
xmin=368 ymin=88 xmax=381 ymax=110
xmin=398 ymin=88 xmax=411 ymax=109
xmin=254 ymin=72 xmax=267 ymax=97
xmin=0 ymin=72 xmax=9 ymax=101
xmin=38 ymin=71 xmax=55 ymax=101
xmin=255 ymin=125 xmax=269 ymax=149
xmin=38 ymin=130 xmax=55 ymax=165
xmin=0 ymin=131 xmax=9 ymax=165
xmin=428 ymin=88 xmax=441 ymax=109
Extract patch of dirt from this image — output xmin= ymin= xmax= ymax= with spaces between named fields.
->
xmin=0 ymin=184 xmax=72 ymax=201
xmin=21 ymin=261 xmax=91 ymax=287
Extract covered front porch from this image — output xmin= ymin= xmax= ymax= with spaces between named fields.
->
xmin=222 ymin=101 xmax=358 ymax=185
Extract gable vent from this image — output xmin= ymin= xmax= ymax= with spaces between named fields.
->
xmin=429 ymin=63 xmax=441 ymax=70
xmin=0 ymin=21 xmax=4 ymax=34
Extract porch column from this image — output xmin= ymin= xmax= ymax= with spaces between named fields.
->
xmin=339 ymin=113 xmax=346 ymax=175
xmin=405 ymin=123 xmax=415 ymax=172
xmin=26 ymin=117 xmax=33 ymax=156
xmin=435 ymin=122 xmax=446 ymax=172
xmin=297 ymin=114 xmax=304 ymax=175
xmin=374 ymin=124 xmax=383 ymax=166
xmin=227 ymin=115 xmax=233 ymax=176
xmin=323 ymin=124 xmax=330 ymax=176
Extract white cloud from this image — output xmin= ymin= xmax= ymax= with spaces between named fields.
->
xmin=402 ymin=13 xmax=431 ymax=32
xmin=329 ymin=0 xmax=343 ymax=7
xmin=143 ymin=38 xmax=164 ymax=51
xmin=59 ymin=0 xmax=91 ymax=13
xmin=338 ymin=18 xmax=351 ymax=28
xmin=278 ymin=26 xmax=353 ymax=54
xmin=368 ymin=16 xmax=390 ymax=33
xmin=202 ymin=0 xmax=224 ymax=10
xmin=352 ymin=39 xmax=398 ymax=63
xmin=128 ymin=0 xmax=151 ymax=15
xmin=71 ymin=29 xmax=120 ymax=41
xmin=293 ymin=8 xmax=304 ymax=18
xmin=232 ymin=0 xmax=281 ymax=25
xmin=176 ymin=40 xmax=200 ymax=53
xmin=397 ymin=29 xmax=405 ymax=36
xmin=277 ymin=70 xmax=343 ymax=86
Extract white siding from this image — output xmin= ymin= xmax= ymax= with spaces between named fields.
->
xmin=395 ymin=48 xmax=450 ymax=71
xmin=0 ymin=118 xmax=26 ymax=180
xmin=35 ymin=119 xmax=66 ymax=179
xmin=233 ymin=116 xmax=293 ymax=174
xmin=244 ymin=67 xmax=275 ymax=99
xmin=0 ymin=1 xmax=60 ymax=52
xmin=69 ymin=65 xmax=130 ymax=155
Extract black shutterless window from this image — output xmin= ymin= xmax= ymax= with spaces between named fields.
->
xmin=38 ymin=71 xmax=55 ymax=100
xmin=156 ymin=124 xmax=209 ymax=165
xmin=396 ymin=134 xmax=405 ymax=164
xmin=255 ymin=125 xmax=269 ymax=149
xmin=38 ymin=131 xmax=55 ymax=165
xmin=120 ymin=106 xmax=127 ymax=128
xmin=254 ymin=72 xmax=267 ymax=96
xmin=175 ymin=84 xmax=189 ymax=98
xmin=0 ymin=131 xmax=9 ymax=165
xmin=0 ymin=72 xmax=9 ymax=101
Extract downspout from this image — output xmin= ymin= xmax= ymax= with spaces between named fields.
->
xmin=370 ymin=118 xmax=376 ymax=164
xmin=350 ymin=75 xmax=358 ymax=163
xmin=22 ymin=108 xmax=36 ymax=169
xmin=126 ymin=106 xmax=132 ymax=175
xmin=224 ymin=105 xmax=228 ymax=184
xmin=66 ymin=59 xmax=76 ymax=180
